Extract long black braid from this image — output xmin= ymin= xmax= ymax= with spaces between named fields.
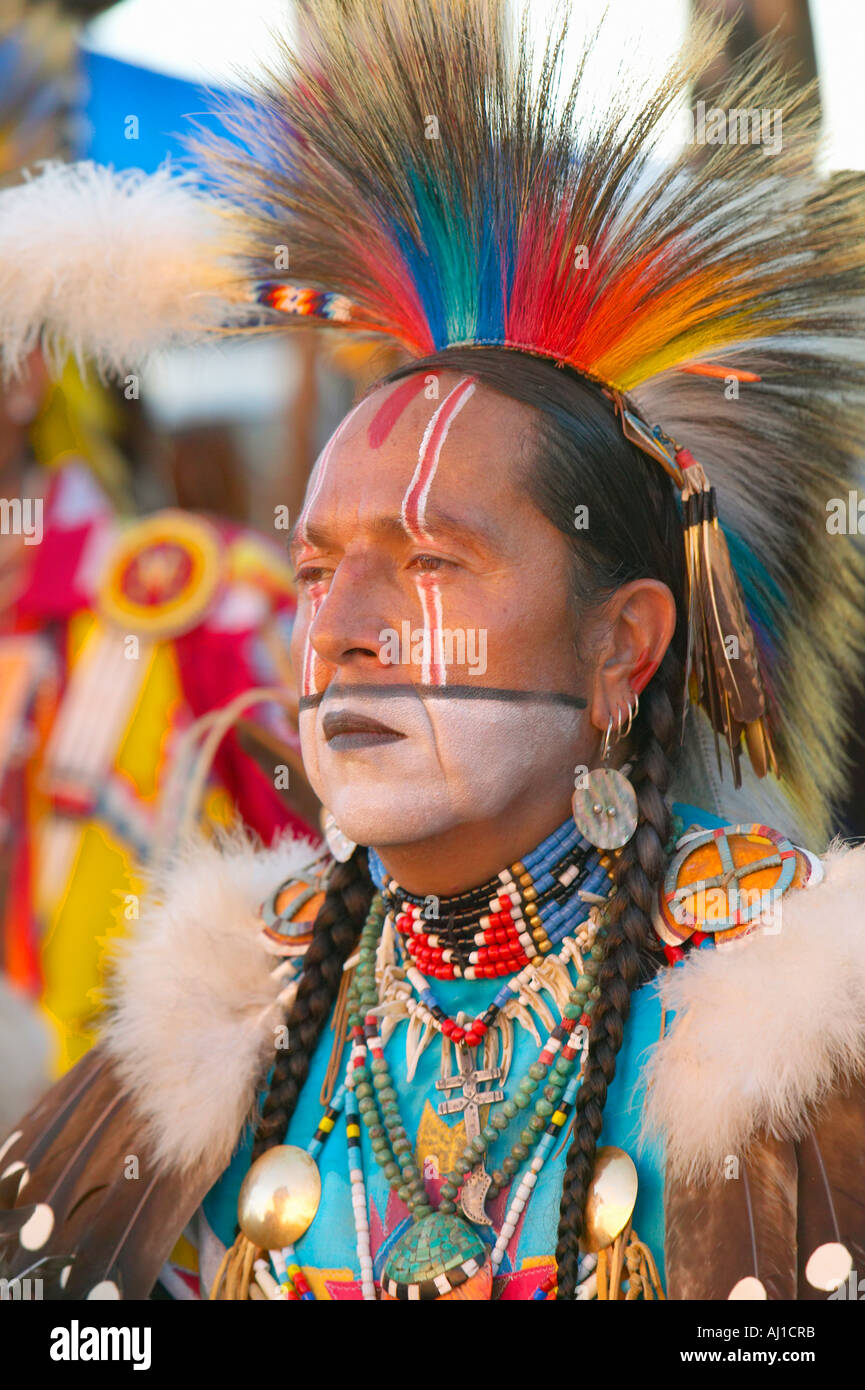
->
xmin=554 ymin=650 xmax=682 ymax=1297
xmin=250 ymin=849 xmax=374 ymax=1161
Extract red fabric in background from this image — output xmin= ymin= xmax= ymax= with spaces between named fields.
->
xmin=174 ymin=620 xmax=311 ymax=845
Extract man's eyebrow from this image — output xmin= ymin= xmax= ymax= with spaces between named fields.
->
xmin=289 ymin=506 xmax=504 ymax=557
xmin=287 ymin=518 xmax=305 ymax=556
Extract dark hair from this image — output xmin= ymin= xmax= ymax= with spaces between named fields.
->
xmin=252 ymin=346 xmax=688 ymax=1299
xmin=250 ymin=850 xmax=373 ymax=1162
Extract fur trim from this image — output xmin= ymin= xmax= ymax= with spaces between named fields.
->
xmin=101 ymin=824 xmax=865 ymax=1190
xmin=101 ymin=828 xmax=320 ymax=1175
xmin=642 ymin=842 xmax=865 ymax=1183
xmin=0 ymin=161 xmax=242 ymax=379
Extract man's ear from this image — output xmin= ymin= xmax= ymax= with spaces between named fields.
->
xmin=588 ymin=579 xmax=677 ymax=736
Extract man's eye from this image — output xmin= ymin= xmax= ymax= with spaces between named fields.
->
xmin=410 ymin=554 xmax=447 ymax=572
xmin=296 ymin=565 xmax=330 ymax=585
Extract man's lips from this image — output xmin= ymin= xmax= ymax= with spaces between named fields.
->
xmin=321 ymin=709 xmax=407 ymax=750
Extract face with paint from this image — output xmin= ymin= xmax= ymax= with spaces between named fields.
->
xmin=290 ymin=370 xmax=675 ymax=894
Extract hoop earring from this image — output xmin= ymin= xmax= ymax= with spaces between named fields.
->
xmin=620 ymin=692 xmax=639 ymax=745
xmin=601 ymin=713 xmax=614 ymax=762
xmin=622 ymin=693 xmax=639 ymax=739
xmin=572 ymin=702 xmax=639 ymax=850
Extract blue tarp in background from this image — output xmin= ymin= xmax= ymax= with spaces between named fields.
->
xmin=75 ymin=46 xmax=232 ymax=173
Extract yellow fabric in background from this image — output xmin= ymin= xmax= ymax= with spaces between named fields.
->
xmin=115 ymin=641 xmax=183 ymax=801
xmin=29 ymin=358 xmax=131 ymax=511
xmin=40 ymin=822 xmax=134 ymax=1072
xmin=39 ymin=619 xmax=185 ymax=1072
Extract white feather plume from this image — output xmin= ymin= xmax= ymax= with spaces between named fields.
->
xmin=0 ymin=161 xmax=242 ymax=378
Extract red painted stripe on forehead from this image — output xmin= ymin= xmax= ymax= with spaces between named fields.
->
xmin=367 ymin=373 xmax=430 ymax=449
xmin=403 ymin=376 xmax=476 ymax=539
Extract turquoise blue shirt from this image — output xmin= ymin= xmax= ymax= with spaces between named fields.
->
xmin=202 ymin=803 xmax=725 ymax=1299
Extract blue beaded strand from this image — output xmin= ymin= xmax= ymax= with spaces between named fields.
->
xmin=367 ymin=813 xmax=590 ymax=895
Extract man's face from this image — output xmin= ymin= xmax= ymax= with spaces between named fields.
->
xmin=289 ymin=369 xmax=596 ymax=848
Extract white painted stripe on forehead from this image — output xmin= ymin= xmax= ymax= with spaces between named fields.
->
xmin=298 ymin=397 xmax=367 ymax=543
xmin=401 ymin=376 xmax=476 ymax=541
xmin=401 ymin=377 xmax=475 ymax=688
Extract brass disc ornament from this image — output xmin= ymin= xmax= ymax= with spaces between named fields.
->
xmin=237 ymin=1145 xmax=322 ymax=1249
xmin=582 ymin=1146 xmax=639 ymax=1253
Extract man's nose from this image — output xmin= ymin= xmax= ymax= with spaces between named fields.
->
xmin=306 ymin=556 xmax=395 ymax=672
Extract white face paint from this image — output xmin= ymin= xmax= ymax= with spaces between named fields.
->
xmin=293 ymin=373 xmax=590 ymax=851
xmin=300 ymin=687 xmax=584 ymax=846
xmin=298 ymin=399 xmax=366 ymax=697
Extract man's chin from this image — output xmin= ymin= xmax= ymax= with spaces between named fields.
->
xmin=323 ymin=794 xmax=456 ymax=850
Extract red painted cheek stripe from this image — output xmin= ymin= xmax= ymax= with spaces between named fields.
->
xmin=302 ymin=592 xmax=326 ymax=696
xmin=367 ymin=373 xmax=430 ymax=449
xmin=416 ymin=572 xmax=446 ymax=686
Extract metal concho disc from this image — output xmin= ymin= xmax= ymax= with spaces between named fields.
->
xmin=237 ymin=1145 xmax=322 ymax=1249
xmin=572 ymin=768 xmax=638 ymax=850
xmin=581 ymin=1146 xmax=639 ymax=1253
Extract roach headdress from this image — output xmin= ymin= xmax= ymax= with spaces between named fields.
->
xmin=2 ymin=0 xmax=864 ymax=841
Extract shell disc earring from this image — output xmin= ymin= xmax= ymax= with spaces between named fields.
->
xmin=571 ymin=699 xmax=639 ymax=850
xmin=322 ymin=809 xmax=357 ymax=862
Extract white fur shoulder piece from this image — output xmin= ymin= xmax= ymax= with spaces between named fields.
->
xmin=102 ymin=828 xmax=321 ymax=1175
xmin=642 ymin=842 xmax=865 ymax=1183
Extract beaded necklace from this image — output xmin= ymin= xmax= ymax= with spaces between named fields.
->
xmin=369 ymin=820 xmax=611 ymax=985
xmin=368 ymin=822 xmax=613 ymax=1047
xmin=340 ymin=880 xmax=610 ymax=1298
xmin=221 ymin=819 xmax=616 ymax=1301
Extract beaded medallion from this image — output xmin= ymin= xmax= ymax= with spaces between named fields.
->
xmin=654 ymin=822 xmax=819 ymax=951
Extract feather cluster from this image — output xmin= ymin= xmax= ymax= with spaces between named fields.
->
xmin=201 ymin=0 xmax=865 ymax=843
xmin=208 ymin=1 xmax=865 ymax=385
xmin=0 ymin=160 xmax=243 ymax=378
